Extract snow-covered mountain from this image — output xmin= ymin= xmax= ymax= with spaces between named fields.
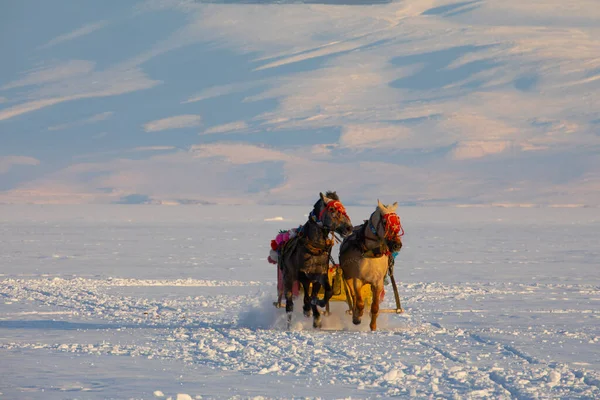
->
xmin=1 ymin=0 xmax=599 ymax=206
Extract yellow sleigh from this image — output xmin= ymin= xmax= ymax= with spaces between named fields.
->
xmin=328 ymin=265 xmax=374 ymax=307
xmin=274 ymin=265 xmax=403 ymax=314
xmin=274 ymin=265 xmax=374 ymax=312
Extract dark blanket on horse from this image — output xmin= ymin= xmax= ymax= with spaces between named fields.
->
xmin=280 ymin=234 xmax=333 ymax=275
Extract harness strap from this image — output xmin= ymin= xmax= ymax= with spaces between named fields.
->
xmin=369 ymin=220 xmax=378 ymax=236
xmin=303 ymin=237 xmax=334 ymax=255
xmin=317 ymin=200 xmax=349 ymax=221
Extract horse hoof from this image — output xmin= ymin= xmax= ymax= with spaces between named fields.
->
xmin=303 ymin=310 xmax=312 ymax=318
xmin=353 ymin=318 xmax=361 ymax=325
xmin=313 ymin=317 xmax=322 ymax=329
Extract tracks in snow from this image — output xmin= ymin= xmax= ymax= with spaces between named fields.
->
xmin=1 ymin=277 xmax=599 ymax=398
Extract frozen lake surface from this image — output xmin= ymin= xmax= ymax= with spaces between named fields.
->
xmin=1 ymin=205 xmax=599 ymax=399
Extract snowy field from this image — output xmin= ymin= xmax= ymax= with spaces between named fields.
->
xmin=1 ymin=204 xmax=599 ymax=399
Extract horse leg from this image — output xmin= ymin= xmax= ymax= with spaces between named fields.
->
xmin=283 ymin=268 xmax=295 ymax=328
xmin=342 ymin=277 xmax=355 ymax=314
xmin=298 ymin=273 xmax=312 ymax=317
xmin=317 ymin=273 xmax=333 ymax=311
xmin=348 ymin=278 xmax=365 ymax=325
xmin=310 ymin=279 xmax=322 ymax=328
xmin=275 ymin=266 xmax=284 ymax=308
xmin=370 ymin=283 xmax=383 ymax=331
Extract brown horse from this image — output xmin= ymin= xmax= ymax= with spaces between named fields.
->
xmin=279 ymin=191 xmax=353 ymax=328
xmin=339 ymin=200 xmax=403 ymax=331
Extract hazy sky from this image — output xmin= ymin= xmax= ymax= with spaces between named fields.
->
xmin=1 ymin=0 xmax=599 ymax=206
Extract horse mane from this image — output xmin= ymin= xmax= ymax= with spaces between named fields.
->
xmin=325 ymin=191 xmax=339 ymax=201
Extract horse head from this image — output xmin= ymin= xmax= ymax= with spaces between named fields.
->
xmin=313 ymin=191 xmax=353 ymax=237
xmin=372 ymin=199 xmax=404 ymax=250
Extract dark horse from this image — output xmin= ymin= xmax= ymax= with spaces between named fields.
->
xmin=279 ymin=191 xmax=353 ymax=328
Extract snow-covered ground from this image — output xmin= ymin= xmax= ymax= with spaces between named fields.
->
xmin=1 ymin=205 xmax=599 ymax=399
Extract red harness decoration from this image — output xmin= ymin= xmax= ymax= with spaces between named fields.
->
xmin=383 ymin=212 xmax=404 ymax=239
xmin=318 ymin=200 xmax=349 ymax=221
